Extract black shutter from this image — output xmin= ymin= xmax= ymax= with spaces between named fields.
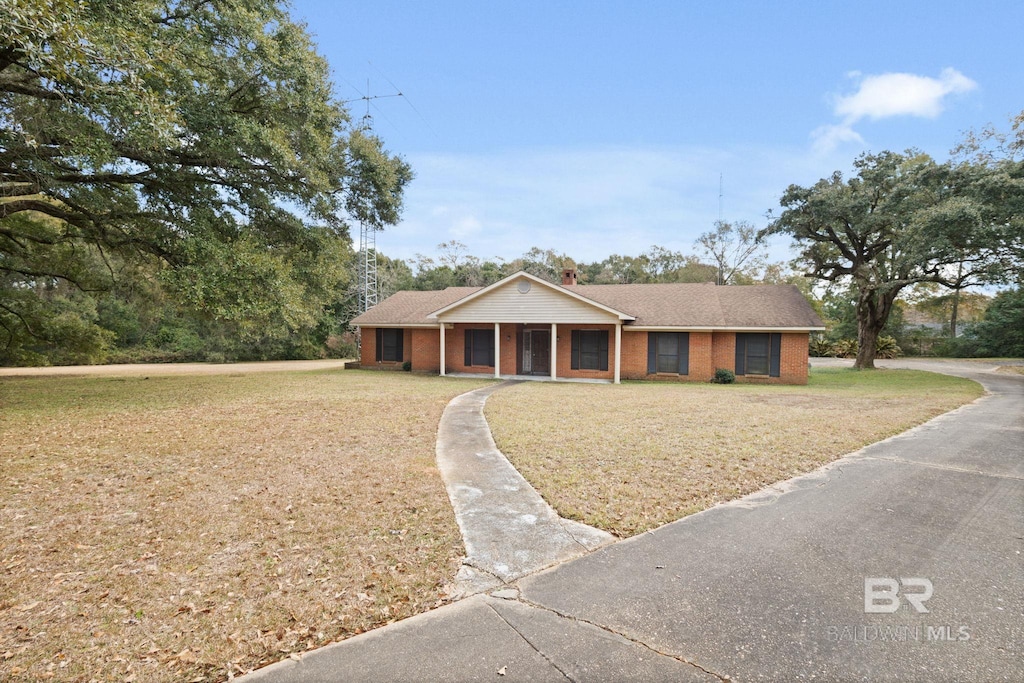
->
xmin=464 ymin=330 xmax=472 ymax=366
xmin=487 ymin=330 xmax=495 ymax=367
xmin=679 ymin=332 xmax=689 ymax=375
xmin=571 ymin=330 xmax=580 ymax=370
xmin=396 ymin=329 xmax=404 ymax=362
xmin=735 ymin=334 xmax=746 ymax=375
xmin=598 ymin=331 xmax=609 ymax=371
xmin=769 ymin=333 xmax=782 ymax=377
xmin=375 ymin=328 xmax=383 ymax=362
xmin=647 ymin=333 xmax=657 ymax=374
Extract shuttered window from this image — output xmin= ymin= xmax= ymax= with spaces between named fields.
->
xmin=464 ymin=329 xmax=495 ymax=367
xmin=735 ymin=333 xmax=781 ymax=377
xmin=647 ymin=332 xmax=689 ymax=375
xmin=375 ymin=328 xmax=404 ymax=362
xmin=570 ymin=330 xmax=609 ymax=371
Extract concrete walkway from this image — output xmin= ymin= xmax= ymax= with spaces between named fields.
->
xmin=435 ymin=382 xmax=614 ymax=595
xmin=243 ymin=360 xmax=1022 ymax=682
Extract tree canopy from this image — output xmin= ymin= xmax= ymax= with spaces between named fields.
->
xmin=765 ymin=144 xmax=1024 ymax=368
xmin=1 ymin=0 xmax=411 ymax=363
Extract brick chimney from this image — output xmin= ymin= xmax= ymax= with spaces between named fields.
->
xmin=561 ymin=268 xmax=578 ymax=286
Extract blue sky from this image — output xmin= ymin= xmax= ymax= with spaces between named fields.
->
xmin=289 ymin=0 xmax=1023 ymax=268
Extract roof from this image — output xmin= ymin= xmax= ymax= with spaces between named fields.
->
xmin=350 ymin=287 xmax=478 ymax=326
xmin=577 ymin=282 xmax=825 ymax=328
xmin=350 ymin=273 xmax=824 ymax=330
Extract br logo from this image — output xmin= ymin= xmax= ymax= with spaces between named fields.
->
xmin=864 ymin=577 xmax=933 ymax=613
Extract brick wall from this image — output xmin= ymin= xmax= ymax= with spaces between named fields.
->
xmin=445 ymin=323 xmax=503 ymax=375
xmin=778 ymin=332 xmax=810 ymax=384
xmin=410 ymin=328 xmax=440 ymax=373
xmin=555 ymin=324 xmax=616 ymax=380
xmin=358 ymin=327 xmax=411 ymax=370
xmin=715 ymin=331 xmax=810 ymax=385
xmin=360 ymin=325 xmax=810 ymax=383
xmin=620 ymin=331 xmax=715 ymax=382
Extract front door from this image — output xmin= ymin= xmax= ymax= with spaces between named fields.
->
xmin=527 ymin=330 xmax=550 ymax=375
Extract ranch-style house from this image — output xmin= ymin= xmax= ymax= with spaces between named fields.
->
xmin=351 ymin=269 xmax=825 ymax=384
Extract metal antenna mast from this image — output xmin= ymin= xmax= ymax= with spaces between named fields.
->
xmin=718 ymin=173 xmax=724 ymax=223
xmin=343 ymin=80 xmax=403 ymax=313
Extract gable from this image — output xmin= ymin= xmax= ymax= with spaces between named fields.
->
xmin=433 ymin=275 xmax=623 ymax=324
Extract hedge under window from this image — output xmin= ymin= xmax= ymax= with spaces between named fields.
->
xmin=571 ymin=329 xmax=608 ymax=371
xmin=375 ymin=328 xmax=404 ymax=362
xmin=647 ymin=332 xmax=689 ymax=375
xmin=464 ymin=328 xmax=495 ymax=367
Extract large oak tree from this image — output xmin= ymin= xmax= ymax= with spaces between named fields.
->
xmin=1 ymin=0 xmax=411 ymax=362
xmin=765 ymin=148 xmax=1022 ymax=368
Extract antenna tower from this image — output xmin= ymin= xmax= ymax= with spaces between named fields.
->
xmin=344 ymin=80 xmax=403 ymax=313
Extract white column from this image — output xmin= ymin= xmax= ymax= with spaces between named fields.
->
xmin=494 ymin=323 xmax=501 ymax=379
xmin=614 ymin=322 xmax=622 ymax=384
xmin=439 ymin=324 xmax=446 ymax=376
xmin=550 ymin=323 xmax=557 ymax=380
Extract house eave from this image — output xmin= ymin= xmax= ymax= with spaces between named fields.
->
xmin=625 ymin=325 xmax=826 ymax=332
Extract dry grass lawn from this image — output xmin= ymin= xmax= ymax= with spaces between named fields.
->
xmin=0 ymin=369 xmax=491 ymax=682
xmin=485 ymin=368 xmax=983 ymax=537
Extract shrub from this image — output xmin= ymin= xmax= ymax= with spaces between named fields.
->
xmin=401 ymin=360 xmax=412 ymax=372
xmin=710 ymin=368 xmax=735 ymax=384
xmin=832 ymin=338 xmax=858 ymax=358
xmin=808 ymin=335 xmax=834 ymax=357
xmin=875 ymin=335 xmax=902 ymax=359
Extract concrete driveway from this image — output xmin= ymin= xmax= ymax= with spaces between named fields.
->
xmin=246 ymin=359 xmax=1023 ymax=682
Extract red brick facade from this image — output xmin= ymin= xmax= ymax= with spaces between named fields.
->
xmin=360 ymin=325 xmax=810 ymax=384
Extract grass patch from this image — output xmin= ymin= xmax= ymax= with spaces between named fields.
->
xmin=485 ymin=368 xmax=983 ymax=537
xmin=0 ymin=369 xmax=491 ymax=682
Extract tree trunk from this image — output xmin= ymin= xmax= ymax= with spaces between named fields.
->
xmin=950 ymin=287 xmax=960 ymax=338
xmin=854 ymin=287 xmax=897 ymax=369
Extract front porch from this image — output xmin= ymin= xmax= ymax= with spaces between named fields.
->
xmin=437 ymin=321 xmax=624 ymax=384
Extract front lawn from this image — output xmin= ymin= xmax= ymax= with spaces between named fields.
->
xmin=0 ymin=369 xmax=491 ymax=682
xmin=485 ymin=368 xmax=983 ymax=537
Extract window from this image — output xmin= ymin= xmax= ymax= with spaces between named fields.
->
xmin=375 ymin=328 xmax=404 ymax=362
xmin=464 ymin=328 xmax=495 ymax=367
xmin=570 ymin=329 xmax=609 ymax=371
xmin=735 ymin=333 xmax=781 ymax=377
xmin=647 ymin=332 xmax=689 ymax=375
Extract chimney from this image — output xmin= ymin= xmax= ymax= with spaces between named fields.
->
xmin=561 ymin=268 xmax=578 ymax=286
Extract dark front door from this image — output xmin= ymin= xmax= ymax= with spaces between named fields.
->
xmin=529 ymin=330 xmax=550 ymax=375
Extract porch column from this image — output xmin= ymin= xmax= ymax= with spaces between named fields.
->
xmin=614 ymin=322 xmax=622 ymax=384
xmin=439 ymin=324 xmax=446 ymax=376
xmin=494 ymin=323 xmax=501 ymax=379
xmin=550 ymin=323 xmax=557 ymax=380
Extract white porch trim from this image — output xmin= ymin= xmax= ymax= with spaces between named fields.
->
xmin=550 ymin=323 xmax=557 ymax=380
xmin=494 ymin=323 xmax=501 ymax=379
xmin=439 ymin=324 xmax=446 ymax=376
xmin=614 ymin=322 xmax=622 ymax=384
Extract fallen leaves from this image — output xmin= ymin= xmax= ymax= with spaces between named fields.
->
xmin=0 ymin=370 xmax=491 ymax=682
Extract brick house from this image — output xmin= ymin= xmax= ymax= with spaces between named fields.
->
xmin=351 ymin=269 xmax=824 ymax=384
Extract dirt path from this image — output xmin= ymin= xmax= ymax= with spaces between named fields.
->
xmin=0 ymin=359 xmax=351 ymax=377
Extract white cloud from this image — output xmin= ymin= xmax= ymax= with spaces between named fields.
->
xmin=834 ymin=67 xmax=977 ymax=121
xmin=811 ymin=123 xmax=865 ymax=156
xmin=813 ymin=67 xmax=977 ymax=153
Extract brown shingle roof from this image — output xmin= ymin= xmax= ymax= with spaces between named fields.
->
xmin=575 ymin=283 xmax=824 ymax=328
xmin=351 ymin=277 xmax=824 ymax=330
xmin=350 ymin=287 xmax=479 ymax=326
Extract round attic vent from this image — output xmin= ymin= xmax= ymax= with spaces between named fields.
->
xmin=517 ymin=280 xmax=531 ymax=294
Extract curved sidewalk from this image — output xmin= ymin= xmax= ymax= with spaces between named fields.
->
xmin=435 ymin=382 xmax=614 ymax=594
